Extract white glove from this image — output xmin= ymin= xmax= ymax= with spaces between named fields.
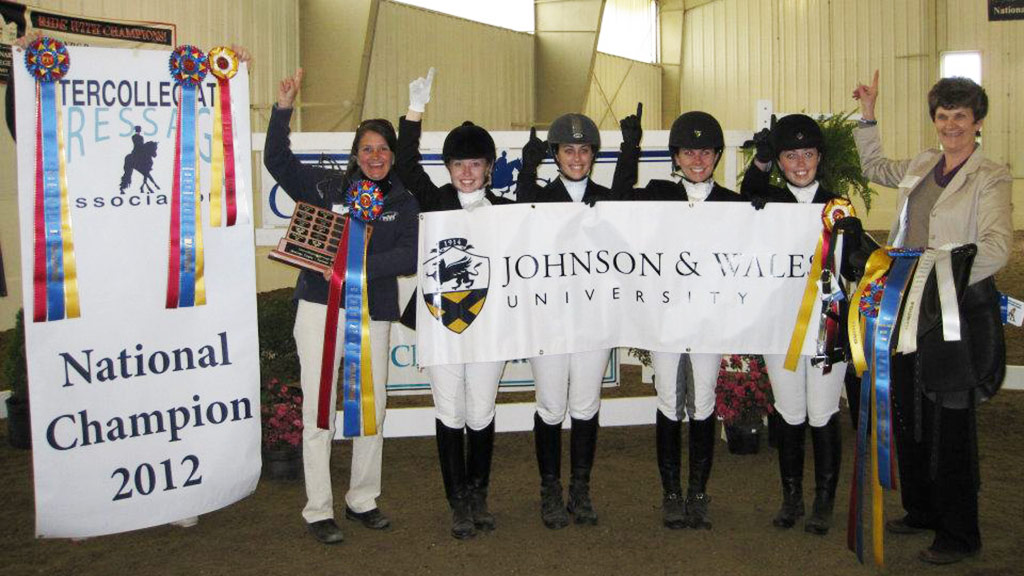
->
xmin=408 ymin=67 xmax=436 ymax=113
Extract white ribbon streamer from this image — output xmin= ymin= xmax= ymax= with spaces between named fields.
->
xmin=934 ymin=248 xmax=962 ymax=342
xmin=896 ymin=250 xmax=936 ymax=354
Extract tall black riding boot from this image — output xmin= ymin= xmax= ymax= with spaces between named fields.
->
xmin=656 ymin=411 xmax=686 ymax=529
xmin=435 ymin=420 xmax=475 ymax=539
xmin=772 ymin=419 xmax=806 ymax=528
xmin=534 ymin=412 xmax=568 ymax=529
xmin=805 ymin=414 xmax=841 ymax=535
xmin=467 ymin=420 xmax=496 ymax=532
xmin=685 ymin=415 xmax=716 ymax=530
xmin=568 ymin=414 xmax=599 ymax=525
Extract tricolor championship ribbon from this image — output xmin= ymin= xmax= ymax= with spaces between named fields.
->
xmin=208 ymin=46 xmax=239 ymax=227
xmin=316 ymin=180 xmax=385 ymax=437
xmin=846 ymin=248 xmax=921 ymax=566
xmin=166 ymin=45 xmax=209 ymax=309
xmin=783 ymin=198 xmax=854 ymax=370
xmin=25 ymin=37 xmax=80 ymax=322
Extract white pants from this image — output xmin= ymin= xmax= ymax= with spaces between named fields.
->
xmin=651 ymin=352 xmax=721 ymax=421
xmin=428 ymin=361 xmax=505 ymax=430
xmin=295 ymin=300 xmax=390 ymax=523
xmin=531 ymin=349 xmax=609 ymax=425
xmin=763 ymin=354 xmax=846 ymax=427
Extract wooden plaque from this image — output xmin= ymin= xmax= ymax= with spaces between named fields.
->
xmin=269 ymin=202 xmax=345 ymax=275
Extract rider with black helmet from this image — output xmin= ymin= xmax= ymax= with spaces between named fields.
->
xmin=613 ymin=104 xmax=743 ymax=532
xmin=741 ymin=113 xmax=846 ymax=537
xmin=514 ymin=112 xmax=612 ymax=531
xmin=396 ymin=68 xmax=511 ymax=541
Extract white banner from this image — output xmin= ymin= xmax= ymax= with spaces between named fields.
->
xmin=385 ymin=270 xmax=618 ymax=395
xmin=415 ymin=202 xmax=823 ymax=367
xmin=14 ymin=45 xmax=260 ymax=538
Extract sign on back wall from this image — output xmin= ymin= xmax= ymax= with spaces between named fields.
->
xmin=13 ymin=43 xmax=260 ymax=538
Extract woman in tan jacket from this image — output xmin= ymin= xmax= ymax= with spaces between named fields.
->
xmin=852 ymin=72 xmax=1012 ymax=565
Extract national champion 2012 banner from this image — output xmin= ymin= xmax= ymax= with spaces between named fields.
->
xmin=414 ymin=202 xmax=825 ymax=367
xmin=13 ymin=41 xmax=259 ymax=538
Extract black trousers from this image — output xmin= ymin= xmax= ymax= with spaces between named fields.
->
xmin=891 ymin=354 xmax=980 ymax=553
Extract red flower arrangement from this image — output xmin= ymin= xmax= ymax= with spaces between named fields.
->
xmin=715 ymin=355 xmax=775 ymax=425
xmin=261 ymin=378 xmax=303 ymax=451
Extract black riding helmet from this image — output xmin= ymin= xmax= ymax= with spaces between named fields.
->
xmin=769 ymin=114 xmax=824 ymax=155
xmin=668 ymin=111 xmax=724 ymax=176
xmin=442 ymin=121 xmax=496 ymax=165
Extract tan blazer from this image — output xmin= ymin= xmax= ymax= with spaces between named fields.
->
xmin=853 ymin=123 xmax=1013 ymax=284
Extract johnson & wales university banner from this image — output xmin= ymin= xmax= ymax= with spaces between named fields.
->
xmin=415 ymin=202 xmax=824 ymax=367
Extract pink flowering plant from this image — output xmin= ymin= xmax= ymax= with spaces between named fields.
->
xmin=714 ymin=355 xmax=775 ymax=426
xmin=261 ymin=378 xmax=303 ymax=450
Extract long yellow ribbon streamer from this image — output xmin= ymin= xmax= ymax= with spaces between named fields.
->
xmin=56 ymin=90 xmax=80 ymax=318
xmin=359 ymin=227 xmax=376 ymax=435
xmin=209 ymin=83 xmax=224 ymax=227
xmin=870 ymin=371 xmax=885 ymax=566
xmin=847 ymin=249 xmax=893 ymax=376
xmin=783 ymin=236 xmax=823 ymax=371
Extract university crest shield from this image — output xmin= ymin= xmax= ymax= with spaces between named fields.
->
xmin=421 ymin=238 xmax=490 ymax=334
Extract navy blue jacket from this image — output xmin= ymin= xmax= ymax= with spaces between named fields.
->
xmin=612 ymin=144 xmax=744 ymax=202
xmin=264 ymin=106 xmax=419 ymax=320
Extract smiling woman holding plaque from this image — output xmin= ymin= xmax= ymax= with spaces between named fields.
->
xmin=264 ymin=68 xmax=419 ymax=545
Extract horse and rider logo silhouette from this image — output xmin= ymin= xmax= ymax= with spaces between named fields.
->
xmin=490 ymin=150 xmax=522 ymax=196
xmin=120 ymin=126 xmax=160 ymax=194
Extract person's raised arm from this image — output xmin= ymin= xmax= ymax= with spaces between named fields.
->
xmin=610 ymin=102 xmax=643 ymax=199
xmin=851 ymin=70 xmax=912 ymax=187
xmin=396 ymin=67 xmax=441 ymax=206
xmin=263 ymin=69 xmax=332 ymax=204
xmin=515 ymin=127 xmax=547 ymax=203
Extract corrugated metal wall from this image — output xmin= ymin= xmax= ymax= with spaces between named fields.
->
xmin=680 ymin=0 xmax=773 ymax=131
xmin=584 ymin=52 xmax=662 ymax=129
xmin=678 ymin=0 xmax=1021 ymax=229
xmin=0 ymin=0 xmax=300 ymax=328
xmin=364 ymin=1 xmax=535 ymax=131
xmin=944 ymin=0 xmax=1024 ymax=178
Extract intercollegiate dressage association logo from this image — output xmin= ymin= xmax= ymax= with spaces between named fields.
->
xmin=421 ymin=237 xmax=490 ymax=334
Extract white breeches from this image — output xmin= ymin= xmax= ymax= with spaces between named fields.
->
xmin=294 ymin=300 xmax=390 ymax=522
xmin=651 ymin=352 xmax=721 ymax=422
xmin=531 ymin=349 xmax=610 ymax=424
xmin=763 ymin=354 xmax=846 ymax=427
xmin=428 ymin=361 xmax=505 ymax=430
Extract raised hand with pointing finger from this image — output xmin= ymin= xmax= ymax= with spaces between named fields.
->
xmin=521 ymin=126 xmax=548 ymax=173
xmin=852 ymin=69 xmax=879 ymax=121
xmin=277 ymin=68 xmax=303 ymax=109
xmin=620 ymin=102 xmax=644 ymax=150
xmin=408 ymin=67 xmax=436 ymax=114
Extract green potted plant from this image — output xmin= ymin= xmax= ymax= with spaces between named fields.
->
xmin=715 ymin=355 xmax=774 ymax=454
xmin=4 ymin=309 xmax=31 ymax=449
xmin=261 ymin=377 xmax=303 ymax=480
